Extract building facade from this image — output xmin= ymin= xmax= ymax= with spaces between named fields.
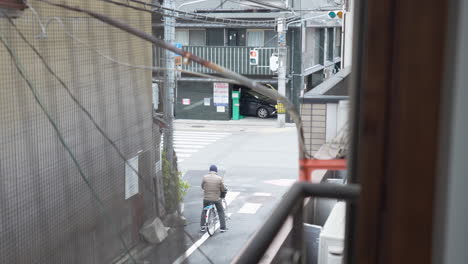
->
xmin=154 ymin=0 xmax=344 ymax=121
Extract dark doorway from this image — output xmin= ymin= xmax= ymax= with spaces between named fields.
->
xmin=228 ymin=29 xmax=246 ymax=46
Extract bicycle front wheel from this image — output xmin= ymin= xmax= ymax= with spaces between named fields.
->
xmin=206 ymin=209 xmax=217 ymax=236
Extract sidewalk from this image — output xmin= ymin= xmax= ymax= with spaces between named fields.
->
xmin=174 ymin=117 xmax=295 ymax=132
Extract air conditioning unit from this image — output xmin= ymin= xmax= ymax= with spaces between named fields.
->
xmin=318 ymin=201 xmax=346 ymax=264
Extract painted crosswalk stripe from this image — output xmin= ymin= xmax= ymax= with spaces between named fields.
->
xmin=174 ymin=145 xmax=205 ymax=149
xmin=175 ymin=133 xmax=228 ymax=137
xmin=175 ymin=149 xmax=198 ymax=153
xmin=177 ymin=153 xmax=192 ymax=158
xmin=175 ymin=131 xmax=231 ymax=136
xmin=174 ymin=137 xmax=219 ymax=141
xmin=175 ymin=137 xmax=225 ymax=141
xmin=253 ymin=192 xmax=272 ymax=197
xmin=238 ymin=203 xmax=262 ymax=214
xmin=174 ymin=141 xmax=211 ymax=145
xmin=225 ymin=191 xmax=240 ymax=205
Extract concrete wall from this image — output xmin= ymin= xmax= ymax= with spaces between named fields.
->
xmin=0 ymin=1 xmax=158 ymax=263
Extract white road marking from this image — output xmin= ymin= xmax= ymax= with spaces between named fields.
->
xmin=264 ymin=179 xmax=296 ymax=187
xmin=175 ymin=135 xmax=227 ymax=139
xmin=174 ymin=149 xmax=199 ymax=153
xmin=175 ymin=131 xmax=231 ymax=136
xmin=238 ymin=203 xmax=262 ymax=214
xmin=253 ymin=192 xmax=272 ymax=197
xmin=174 ymin=141 xmax=211 ymax=145
xmin=172 ymin=233 xmax=210 ymax=264
xmin=176 ymin=153 xmax=192 ymax=158
xmin=225 ymin=191 xmax=240 ymax=205
xmin=172 ymin=191 xmax=240 ymax=264
xmin=174 ymin=138 xmax=217 ymax=142
xmin=174 ymin=145 xmax=205 ymax=149
xmin=178 ymin=159 xmax=184 ymax=163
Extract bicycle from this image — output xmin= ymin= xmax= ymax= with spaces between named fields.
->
xmin=203 ymin=198 xmax=228 ymax=236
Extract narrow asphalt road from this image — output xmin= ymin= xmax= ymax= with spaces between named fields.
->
xmin=146 ymin=121 xmax=299 ymax=264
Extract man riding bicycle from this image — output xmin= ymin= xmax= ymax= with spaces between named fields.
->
xmin=200 ymin=165 xmax=228 ymax=232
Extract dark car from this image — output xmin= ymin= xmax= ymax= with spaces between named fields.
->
xmin=239 ymin=90 xmax=277 ymax=118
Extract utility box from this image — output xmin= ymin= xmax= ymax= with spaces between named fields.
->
xmin=232 ymin=91 xmax=242 ymax=120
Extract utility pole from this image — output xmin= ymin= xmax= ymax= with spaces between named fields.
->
xmin=163 ymin=0 xmax=175 ymax=166
xmin=277 ymin=16 xmax=287 ymax=128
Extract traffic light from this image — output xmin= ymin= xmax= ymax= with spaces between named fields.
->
xmin=328 ymin=11 xmax=344 ymax=19
xmin=249 ymin=49 xmax=258 ymax=65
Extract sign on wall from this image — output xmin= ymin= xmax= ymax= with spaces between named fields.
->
xmin=182 ymin=98 xmax=191 ymax=105
xmin=213 ymin=83 xmax=229 ymax=106
xmin=125 ymin=155 xmax=139 ymax=199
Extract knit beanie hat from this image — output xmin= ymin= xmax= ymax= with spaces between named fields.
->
xmin=209 ymin=165 xmax=218 ymax=172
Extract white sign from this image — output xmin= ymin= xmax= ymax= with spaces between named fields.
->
xmin=204 ymin=98 xmax=211 ymax=106
xmin=213 ymin=83 xmax=229 ymax=106
xmin=125 ymin=155 xmax=139 ymax=199
xmin=217 ymin=106 xmax=225 ymax=112
xmin=269 ymin=54 xmax=279 ymax=72
xmin=152 ymin=83 xmax=159 ymax=110
xmin=182 ymin=98 xmax=191 ymax=105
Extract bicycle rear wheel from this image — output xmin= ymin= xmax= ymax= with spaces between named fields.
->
xmin=206 ymin=209 xmax=217 ymax=236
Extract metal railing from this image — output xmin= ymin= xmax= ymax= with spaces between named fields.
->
xmin=181 ymin=46 xmax=280 ymax=75
xmin=232 ymin=182 xmax=360 ymax=264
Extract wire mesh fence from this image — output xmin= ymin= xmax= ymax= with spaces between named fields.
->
xmin=0 ymin=1 xmax=183 ymax=263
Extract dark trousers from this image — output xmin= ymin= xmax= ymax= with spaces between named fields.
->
xmin=200 ymin=200 xmax=226 ymax=229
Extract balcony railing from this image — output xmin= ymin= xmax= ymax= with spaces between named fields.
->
xmin=153 ymin=46 xmax=289 ymax=76
xmin=232 ymin=182 xmax=360 ymax=264
xmin=181 ymin=46 xmax=281 ymax=76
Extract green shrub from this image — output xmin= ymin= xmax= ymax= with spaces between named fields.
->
xmin=162 ymin=152 xmax=189 ymax=214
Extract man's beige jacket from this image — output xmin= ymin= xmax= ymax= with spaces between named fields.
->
xmin=201 ymin=172 xmax=227 ymax=201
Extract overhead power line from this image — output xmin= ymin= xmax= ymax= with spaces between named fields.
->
xmin=35 ymin=0 xmax=310 ymax=159
xmin=102 ymin=0 xmax=289 ymax=26
xmin=242 ymin=0 xmax=290 ymax=11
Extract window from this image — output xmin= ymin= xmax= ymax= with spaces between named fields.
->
xmin=207 ymin=29 xmax=224 ymax=46
xmin=264 ymin=30 xmax=277 ymax=47
xmin=327 ymin=28 xmax=334 ymax=62
xmin=334 ymin=27 xmax=342 ymax=58
xmin=304 ymin=28 xmax=322 ymax=68
xmin=175 ymin=29 xmax=207 ymax=46
xmin=319 ymin=28 xmax=325 ymax=64
xmin=189 ymin=30 xmax=206 ymax=46
xmin=247 ymin=30 xmax=264 ymax=47
xmin=175 ymin=29 xmax=189 ymax=46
